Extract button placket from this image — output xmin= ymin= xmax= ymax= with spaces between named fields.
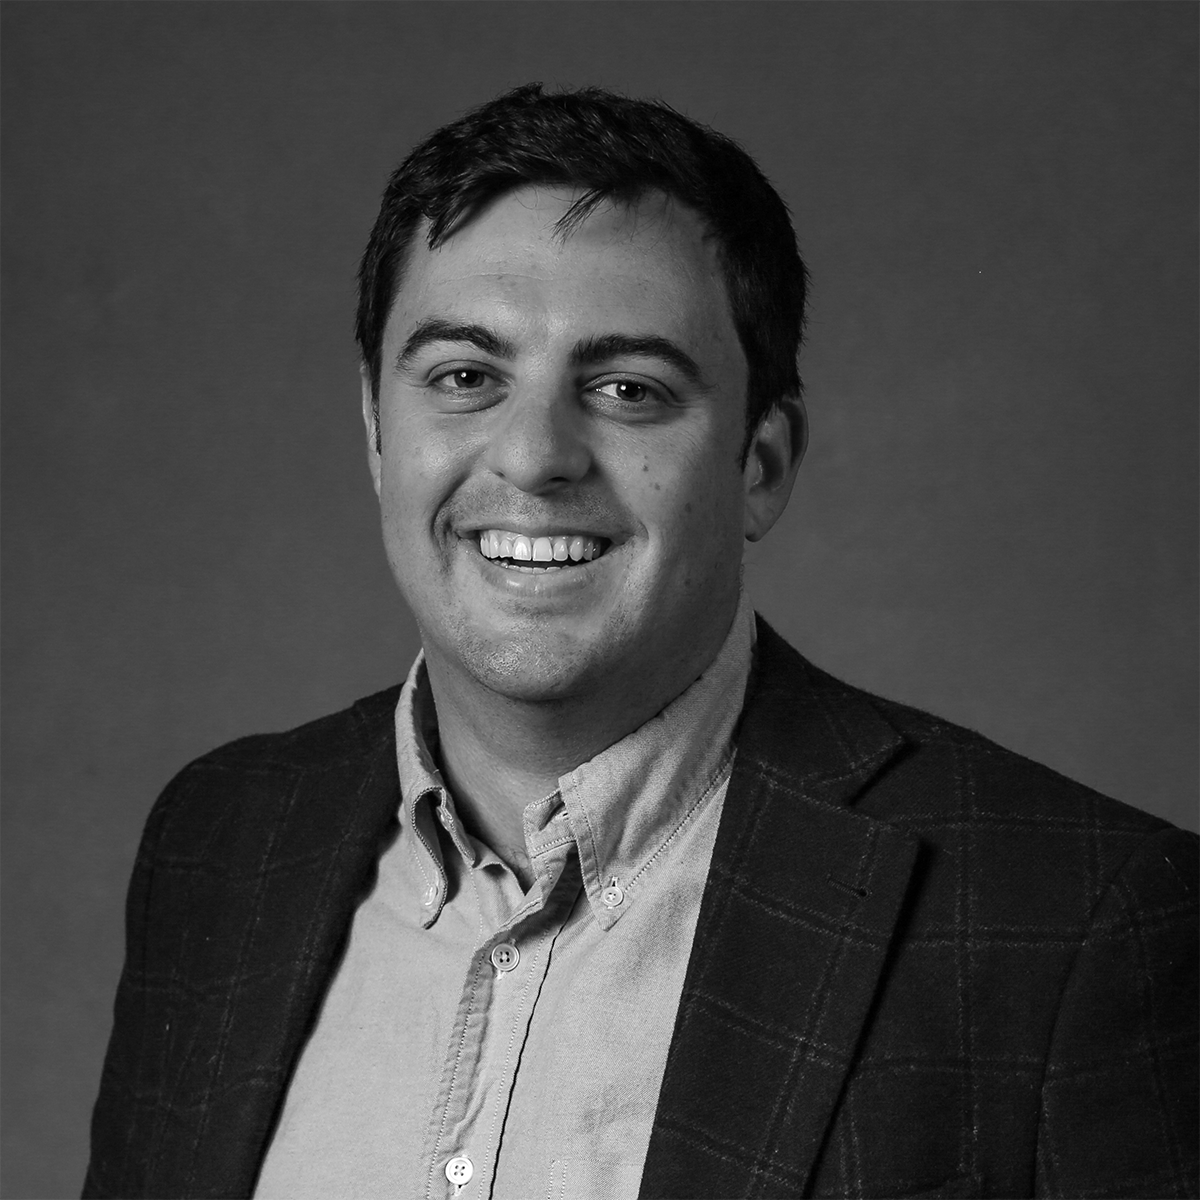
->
xmin=422 ymin=853 xmax=583 ymax=1200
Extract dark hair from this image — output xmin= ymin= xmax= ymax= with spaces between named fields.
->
xmin=356 ymin=83 xmax=808 ymax=457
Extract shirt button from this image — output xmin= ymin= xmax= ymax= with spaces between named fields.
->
xmin=490 ymin=942 xmax=520 ymax=972
xmin=422 ymin=884 xmax=439 ymax=907
xmin=445 ymin=1155 xmax=473 ymax=1188
xmin=600 ymin=882 xmax=625 ymax=908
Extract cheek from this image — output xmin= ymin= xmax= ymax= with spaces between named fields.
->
xmin=636 ymin=443 xmax=744 ymax=560
xmin=380 ymin=409 xmax=473 ymax=523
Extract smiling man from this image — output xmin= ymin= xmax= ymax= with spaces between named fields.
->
xmin=364 ymin=182 xmax=795 ymax=885
xmin=86 ymin=86 xmax=1197 ymax=1200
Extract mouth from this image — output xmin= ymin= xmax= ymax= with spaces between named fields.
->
xmin=475 ymin=529 xmax=612 ymax=573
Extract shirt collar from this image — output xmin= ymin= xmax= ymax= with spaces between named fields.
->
xmin=393 ymin=588 xmax=756 ymax=930
xmin=552 ymin=588 xmax=755 ymax=927
xmin=393 ymin=657 xmax=474 ymax=927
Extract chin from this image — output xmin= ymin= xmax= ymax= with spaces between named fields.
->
xmin=458 ymin=627 xmax=621 ymax=705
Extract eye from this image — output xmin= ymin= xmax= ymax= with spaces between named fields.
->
xmin=427 ymin=366 xmax=505 ymax=410
xmin=436 ymin=368 xmax=489 ymax=390
xmin=593 ymin=379 xmax=657 ymax=404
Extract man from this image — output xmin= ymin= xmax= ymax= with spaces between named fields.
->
xmin=86 ymin=84 xmax=1197 ymax=1200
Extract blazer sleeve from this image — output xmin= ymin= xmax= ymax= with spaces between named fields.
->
xmin=1035 ymin=825 xmax=1199 ymax=1198
xmin=83 ymin=770 xmax=186 ymax=1199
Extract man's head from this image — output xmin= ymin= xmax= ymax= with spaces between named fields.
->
xmin=358 ymin=86 xmax=809 ymax=720
xmin=356 ymin=84 xmax=808 ymax=461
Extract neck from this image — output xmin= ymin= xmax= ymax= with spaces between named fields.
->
xmin=422 ymin=623 xmax=736 ymax=883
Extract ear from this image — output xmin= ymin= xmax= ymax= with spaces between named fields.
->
xmin=361 ymin=366 xmax=382 ymax=498
xmin=742 ymin=397 xmax=807 ymax=542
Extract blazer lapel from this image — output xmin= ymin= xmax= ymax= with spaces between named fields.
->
xmin=641 ymin=621 xmax=920 ymax=1199
xmin=148 ymin=694 xmax=404 ymax=1198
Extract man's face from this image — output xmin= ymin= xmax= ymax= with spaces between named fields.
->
xmin=367 ymin=186 xmax=761 ymax=708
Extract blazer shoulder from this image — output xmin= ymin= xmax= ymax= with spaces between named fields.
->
xmin=137 ymin=684 xmax=403 ymax=858
xmin=752 ymin=616 xmax=1182 ymax=843
xmin=752 ymin=619 xmax=1195 ymax=976
xmin=183 ymin=683 xmax=401 ymax=774
xmin=867 ymin=684 xmax=1174 ymax=838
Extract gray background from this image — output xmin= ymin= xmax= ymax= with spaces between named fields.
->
xmin=3 ymin=3 xmax=1196 ymax=1196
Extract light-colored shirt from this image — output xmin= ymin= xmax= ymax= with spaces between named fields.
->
xmin=254 ymin=592 xmax=755 ymax=1200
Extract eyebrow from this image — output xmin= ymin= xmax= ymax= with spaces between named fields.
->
xmin=394 ymin=319 xmax=706 ymax=387
xmin=569 ymin=333 xmax=705 ymax=387
xmin=395 ymin=319 xmax=517 ymax=371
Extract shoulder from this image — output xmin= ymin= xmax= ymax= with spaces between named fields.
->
xmin=862 ymin=682 xmax=1169 ymax=836
xmin=863 ymin=682 xmax=1196 ymax=903
xmin=183 ymin=683 xmax=402 ymax=774
xmin=137 ymin=684 xmax=402 ymax=860
xmin=751 ymin=616 xmax=1195 ymax=902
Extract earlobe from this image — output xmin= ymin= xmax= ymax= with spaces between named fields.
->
xmin=743 ymin=399 xmax=806 ymax=542
xmin=360 ymin=368 xmax=382 ymax=498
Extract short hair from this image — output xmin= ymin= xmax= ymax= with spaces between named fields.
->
xmin=356 ymin=83 xmax=808 ymax=459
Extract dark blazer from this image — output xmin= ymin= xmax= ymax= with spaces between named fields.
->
xmin=86 ymin=620 xmax=1198 ymax=1199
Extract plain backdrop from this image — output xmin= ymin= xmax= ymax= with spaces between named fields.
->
xmin=2 ymin=3 xmax=1196 ymax=1196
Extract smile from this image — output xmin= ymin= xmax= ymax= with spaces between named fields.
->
xmin=477 ymin=529 xmax=610 ymax=572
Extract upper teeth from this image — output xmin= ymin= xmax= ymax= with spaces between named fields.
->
xmin=479 ymin=530 xmax=605 ymax=563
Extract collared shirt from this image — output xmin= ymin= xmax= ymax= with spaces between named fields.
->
xmin=254 ymin=591 xmax=755 ymax=1200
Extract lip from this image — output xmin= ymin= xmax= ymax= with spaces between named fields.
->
xmin=458 ymin=524 xmax=621 ymax=543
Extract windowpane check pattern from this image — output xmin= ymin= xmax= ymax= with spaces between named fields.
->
xmin=86 ymin=620 xmax=1197 ymax=1199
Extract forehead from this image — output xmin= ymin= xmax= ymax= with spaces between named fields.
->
xmin=387 ymin=186 xmax=741 ymax=359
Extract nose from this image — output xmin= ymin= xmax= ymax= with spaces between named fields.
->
xmin=482 ymin=380 xmax=592 ymax=494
